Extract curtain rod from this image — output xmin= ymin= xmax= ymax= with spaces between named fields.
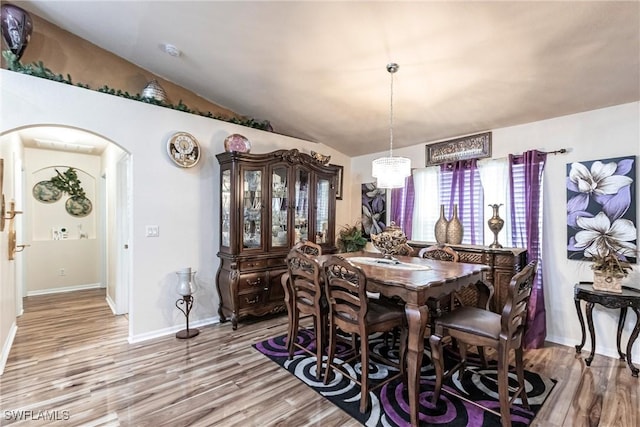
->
xmin=544 ymin=148 xmax=568 ymax=155
xmin=508 ymin=148 xmax=569 ymax=158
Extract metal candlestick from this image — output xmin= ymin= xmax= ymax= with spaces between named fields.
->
xmin=175 ymin=267 xmax=199 ymax=339
xmin=175 ymin=295 xmax=199 ymax=339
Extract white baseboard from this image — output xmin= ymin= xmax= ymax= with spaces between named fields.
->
xmin=546 ymin=333 xmax=640 ymax=361
xmin=105 ymin=294 xmax=117 ymax=315
xmin=0 ymin=321 xmax=18 ymax=376
xmin=26 ymin=283 xmax=103 ymax=296
xmin=128 ymin=316 xmax=220 ymax=344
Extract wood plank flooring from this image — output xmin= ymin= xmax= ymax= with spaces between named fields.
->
xmin=0 ymin=289 xmax=637 ymax=426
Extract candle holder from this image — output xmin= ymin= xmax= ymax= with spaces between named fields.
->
xmin=175 ymin=267 xmax=199 ymax=339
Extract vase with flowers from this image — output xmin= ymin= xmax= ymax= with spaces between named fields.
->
xmin=590 ymin=252 xmax=632 ymax=293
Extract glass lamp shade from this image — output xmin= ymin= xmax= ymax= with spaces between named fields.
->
xmin=176 ymin=267 xmax=196 ymax=296
xmin=372 ymin=156 xmax=411 ymax=189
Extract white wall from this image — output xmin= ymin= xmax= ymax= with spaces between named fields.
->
xmin=24 ymin=148 xmax=101 ymax=294
xmin=0 ymin=70 xmax=351 ymax=345
xmin=353 ymin=102 xmax=640 ymax=361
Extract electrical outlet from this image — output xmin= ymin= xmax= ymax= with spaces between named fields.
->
xmin=145 ymin=225 xmax=159 ymax=237
xmin=60 ymin=268 xmax=66 ymax=276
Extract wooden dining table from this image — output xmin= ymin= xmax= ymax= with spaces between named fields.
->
xmin=316 ymin=251 xmax=492 ymax=427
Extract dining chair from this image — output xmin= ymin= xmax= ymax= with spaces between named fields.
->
xmin=282 ymin=240 xmax=323 ymax=352
xmin=417 ymin=243 xmax=485 ymax=362
xmin=322 ymin=255 xmax=407 ymax=413
xmin=284 ymin=246 xmax=326 ymax=379
xmin=429 ymin=261 xmax=538 ymax=427
xmin=419 ymin=244 xmax=464 ymax=309
xmin=418 ymin=244 xmax=460 ymax=262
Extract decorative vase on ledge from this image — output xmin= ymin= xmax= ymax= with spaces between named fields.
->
xmin=434 ymin=204 xmax=448 ymax=244
xmin=446 ymin=204 xmax=463 ymax=245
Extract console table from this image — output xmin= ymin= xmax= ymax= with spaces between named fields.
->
xmin=574 ymin=282 xmax=640 ymax=377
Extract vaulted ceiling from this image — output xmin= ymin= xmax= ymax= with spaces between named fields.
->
xmin=14 ymin=1 xmax=640 ymax=157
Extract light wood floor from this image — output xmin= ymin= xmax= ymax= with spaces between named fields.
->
xmin=0 ymin=289 xmax=637 ymax=426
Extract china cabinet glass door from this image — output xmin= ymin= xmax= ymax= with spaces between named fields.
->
xmin=271 ymin=166 xmax=288 ymax=249
xmin=242 ymin=168 xmax=262 ymax=250
xmin=221 ymin=169 xmax=231 ymax=247
xmin=315 ymin=176 xmax=331 ymax=244
xmin=294 ymin=168 xmax=310 ymax=244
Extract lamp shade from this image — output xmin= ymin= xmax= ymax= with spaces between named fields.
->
xmin=176 ymin=267 xmax=196 ymax=296
xmin=372 ymin=156 xmax=411 ymax=189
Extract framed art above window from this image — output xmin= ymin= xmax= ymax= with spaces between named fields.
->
xmin=425 ymin=131 xmax=492 ymax=166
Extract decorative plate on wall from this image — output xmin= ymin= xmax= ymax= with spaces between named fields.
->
xmin=224 ymin=134 xmax=251 ymax=153
xmin=32 ymin=180 xmax=63 ymax=203
xmin=167 ymin=131 xmax=201 ymax=168
xmin=65 ymin=196 xmax=92 ymax=217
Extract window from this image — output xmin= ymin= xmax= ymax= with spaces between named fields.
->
xmin=412 ymin=161 xmax=485 ymax=245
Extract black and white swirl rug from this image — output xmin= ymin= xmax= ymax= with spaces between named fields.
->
xmin=254 ymin=329 xmax=555 ymax=427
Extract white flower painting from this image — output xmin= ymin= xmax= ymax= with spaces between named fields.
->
xmin=567 ymin=156 xmax=636 ymax=263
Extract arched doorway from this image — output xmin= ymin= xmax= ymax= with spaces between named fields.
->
xmin=0 ymin=125 xmax=131 ymax=319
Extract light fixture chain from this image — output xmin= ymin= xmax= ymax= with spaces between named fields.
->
xmin=389 ymin=68 xmax=394 ymax=157
xmin=372 ymin=62 xmax=410 ymax=189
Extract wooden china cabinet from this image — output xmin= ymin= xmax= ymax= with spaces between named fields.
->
xmin=216 ymin=149 xmax=340 ymax=329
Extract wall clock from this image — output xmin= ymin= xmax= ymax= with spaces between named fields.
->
xmin=167 ymin=132 xmax=201 ymax=168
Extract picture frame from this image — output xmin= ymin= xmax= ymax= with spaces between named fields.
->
xmin=333 ymin=164 xmax=344 ymax=200
xmin=566 ymin=155 xmax=636 ymax=263
xmin=425 ymin=131 xmax=492 ymax=166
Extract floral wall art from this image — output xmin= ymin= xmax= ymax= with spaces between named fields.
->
xmin=567 ymin=156 xmax=637 ymax=263
xmin=361 ymin=182 xmax=386 ymax=239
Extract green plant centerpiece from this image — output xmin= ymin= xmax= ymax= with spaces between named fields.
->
xmin=49 ymin=168 xmax=93 ymax=217
xmin=589 ymin=250 xmax=632 ymax=293
xmin=336 ymin=222 xmax=367 ymax=253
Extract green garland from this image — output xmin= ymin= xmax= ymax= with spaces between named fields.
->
xmin=2 ymin=51 xmax=272 ymax=131
xmin=49 ymin=167 xmax=85 ymax=199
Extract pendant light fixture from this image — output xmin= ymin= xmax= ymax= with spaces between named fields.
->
xmin=371 ymin=63 xmax=411 ymax=189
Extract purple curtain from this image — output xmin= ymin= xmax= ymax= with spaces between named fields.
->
xmin=509 ymin=150 xmax=547 ymax=349
xmin=441 ymin=159 xmax=482 ymax=245
xmin=390 ymin=175 xmax=414 ymax=239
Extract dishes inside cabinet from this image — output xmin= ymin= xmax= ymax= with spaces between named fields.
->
xmin=224 ymin=134 xmax=251 ymax=153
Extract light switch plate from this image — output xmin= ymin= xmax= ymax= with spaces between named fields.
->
xmin=146 ymin=225 xmax=159 ymax=237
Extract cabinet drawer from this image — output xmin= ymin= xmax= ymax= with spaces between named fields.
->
xmin=240 ymin=259 xmax=268 ymax=270
xmin=268 ymin=257 xmax=287 ymax=268
xmin=238 ymin=273 xmax=268 ymax=293
xmin=238 ymin=291 xmax=267 ymax=309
